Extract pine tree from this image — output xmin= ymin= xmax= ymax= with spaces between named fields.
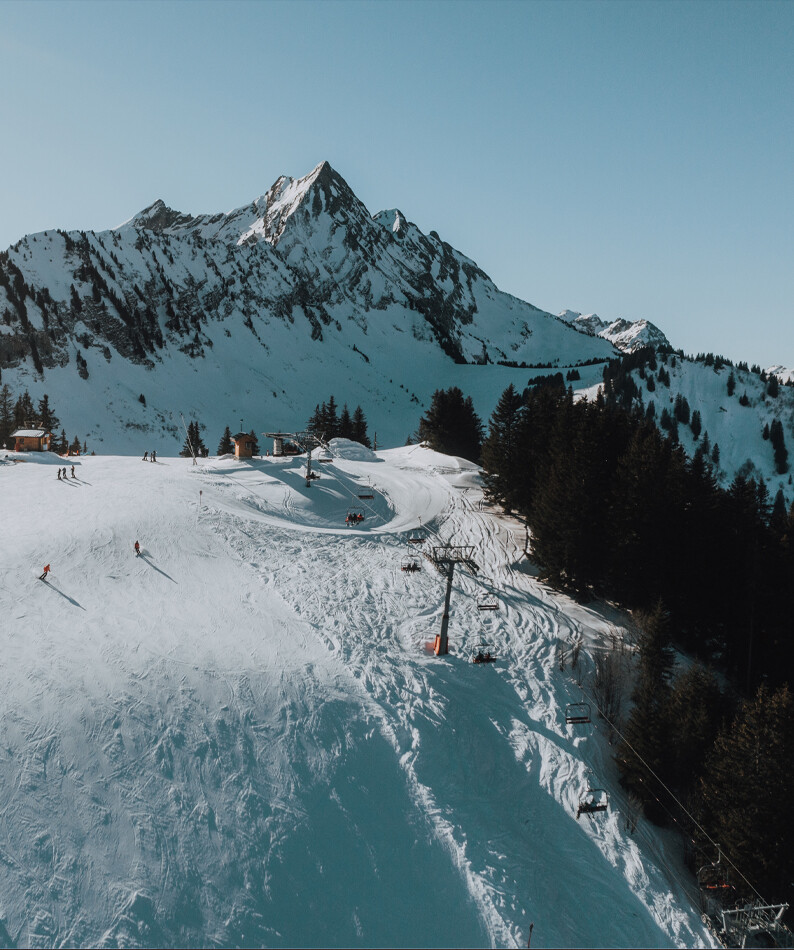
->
xmin=0 ymin=383 xmax=14 ymax=447
xmin=665 ymin=664 xmax=727 ymax=798
xmin=769 ymin=419 xmax=788 ymax=474
xmin=180 ymin=420 xmax=206 ymax=457
xmin=699 ymin=685 xmax=794 ymax=901
xmin=617 ymin=601 xmax=675 ymax=817
xmin=351 ymin=405 xmax=371 ymax=447
xmin=338 ymin=404 xmax=353 ymax=440
xmin=481 ymin=384 xmax=525 ymax=512
xmin=36 ymin=393 xmax=59 ymax=433
xmin=690 ymin=409 xmax=702 ymax=440
xmin=727 ymin=371 xmax=736 ymax=396
xmin=217 ymin=426 xmax=233 ymax=455
xmin=247 ymin=429 xmax=259 ymax=456
xmin=416 ymin=387 xmax=483 ymax=462
xmin=13 ymin=390 xmax=35 ymax=427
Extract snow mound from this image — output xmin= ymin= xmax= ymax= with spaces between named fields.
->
xmin=327 ymin=438 xmax=379 ymax=461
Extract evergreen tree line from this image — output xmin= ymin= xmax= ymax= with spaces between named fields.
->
xmin=481 ymin=380 xmax=794 ymax=903
xmin=618 ymin=605 xmax=793 ymax=908
xmin=482 ymin=380 xmax=794 ymax=687
xmin=0 ymin=383 xmax=84 ymax=454
xmin=306 ymin=396 xmax=371 ymax=447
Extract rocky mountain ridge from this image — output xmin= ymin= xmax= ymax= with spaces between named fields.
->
xmin=0 ymin=162 xmax=658 ymax=450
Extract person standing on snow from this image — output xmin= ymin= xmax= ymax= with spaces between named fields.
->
xmin=151 ymin=450 xmax=156 ymax=463
xmin=142 ymin=451 xmax=148 ymax=461
xmin=57 ymin=469 xmax=61 ymax=480
xmin=39 ymin=564 xmax=51 ymax=581
xmin=134 ymin=541 xmax=141 ymax=557
xmin=71 ymin=465 xmax=75 ymax=478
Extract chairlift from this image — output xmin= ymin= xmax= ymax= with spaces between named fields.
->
xmin=472 ymin=641 xmax=497 ymax=664
xmin=345 ymin=508 xmax=365 ymax=526
xmin=576 ymin=788 xmax=608 ymax=819
xmin=358 ymin=493 xmax=374 ymax=500
xmin=408 ymin=530 xmax=425 ymax=545
xmin=565 ymin=702 xmax=592 ymax=725
xmin=477 ymin=594 xmax=499 ymax=611
xmin=401 ymin=556 xmax=422 ymax=573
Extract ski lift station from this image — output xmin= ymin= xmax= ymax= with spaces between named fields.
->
xmin=232 ymin=432 xmax=257 ymax=459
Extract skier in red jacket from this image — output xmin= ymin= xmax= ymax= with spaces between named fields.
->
xmin=39 ymin=564 xmax=51 ymax=581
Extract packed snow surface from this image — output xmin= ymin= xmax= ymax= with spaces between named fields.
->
xmin=0 ymin=446 xmax=712 ymax=948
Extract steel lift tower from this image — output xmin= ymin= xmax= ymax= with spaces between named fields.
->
xmin=429 ymin=545 xmax=479 ymax=655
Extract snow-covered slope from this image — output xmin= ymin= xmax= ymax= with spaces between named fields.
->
xmin=0 ymin=162 xmax=622 ymax=452
xmin=0 ymin=445 xmax=712 ymax=947
xmin=579 ymin=354 xmax=794 ymax=501
xmin=559 ymin=310 xmax=670 ymax=352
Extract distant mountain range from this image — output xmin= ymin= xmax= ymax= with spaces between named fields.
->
xmin=0 ymin=161 xmax=661 ymax=451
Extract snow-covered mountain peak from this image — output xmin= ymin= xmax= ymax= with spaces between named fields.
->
xmin=559 ymin=310 xmax=670 ymax=353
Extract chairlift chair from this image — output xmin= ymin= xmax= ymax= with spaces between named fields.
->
xmin=477 ymin=594 xmax=499 ymax=611
xmin=345 ymin=508 xmax=365 ymax=526
xmin=565 ymin=702 xmax=592 ymax=725
xmin=576 ymin=788 xmax=608 ymax=819
xmin=472 ymin=641 xmax=497 ymax=664
xmin=401 ymin=556 xmax=422 ymax=573
xmin=408 ymin=530 xmax=425 ymax=545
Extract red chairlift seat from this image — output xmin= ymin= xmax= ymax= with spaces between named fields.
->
xmin=401 ymin=556 xmax=421 ymax=573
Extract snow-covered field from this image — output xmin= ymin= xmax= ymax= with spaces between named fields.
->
xmin=0 ymin=443 xmax=712 ymax=948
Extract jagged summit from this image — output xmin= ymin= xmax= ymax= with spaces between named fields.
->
xmin=1 ymin=159 xmax=635 ymax=451
xmin=559 ymin=310 xmax=670 ymax=352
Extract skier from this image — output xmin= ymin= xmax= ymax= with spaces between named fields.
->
xmin=71 ymin=465 xmax=75 ymax=478
xmin=57 ymin=469 xmax=61 ymax=480
xmin=142 ymin=451 xmax=148 ymax=461
xmin=151 ymin=450 xmax=156 ymax=463
xmin=134 ymin=541 xmax=141 ymax=557
xmin=39 ymin=564 xmax=51 ymax=581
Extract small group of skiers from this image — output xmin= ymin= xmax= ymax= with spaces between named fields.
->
xmin=41 ymin=540 xmax=142 ymax=581
xmin=57 ymin=466 xmax=76 ymax=480
xmin=142 ymin=450 xmax=157 ymax=462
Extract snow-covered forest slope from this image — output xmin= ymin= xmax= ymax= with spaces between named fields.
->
xmin=0 ymin=162 xmax=629 ymax=452
xmin=0 ymin=445 xmax=712 ymax=948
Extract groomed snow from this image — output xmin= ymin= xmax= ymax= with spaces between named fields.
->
xmin=0 ymin=446 xmax=713 ymax=948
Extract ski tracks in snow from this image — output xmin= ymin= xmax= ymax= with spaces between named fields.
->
xmin=207 ymin=459 xmax=710 ymax=949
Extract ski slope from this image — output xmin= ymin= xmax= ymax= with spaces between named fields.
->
xmin=0 ymin=443 xmax=713 ymax=948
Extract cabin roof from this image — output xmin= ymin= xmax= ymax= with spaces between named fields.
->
xmin=11 ymin=428 xmax=48 ymax=438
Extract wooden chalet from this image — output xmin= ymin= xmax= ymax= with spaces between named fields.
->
xmin=10 ymin=428 xmax=52 ymax=452
xmin=232 ymin=432 xmax=256 ymax=459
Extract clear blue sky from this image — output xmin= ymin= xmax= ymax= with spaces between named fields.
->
xmin=1 ymin=0 xmax=792 ymax=368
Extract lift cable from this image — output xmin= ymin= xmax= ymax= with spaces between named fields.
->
xmin=577 ymin=682 xmax=767 ymax=906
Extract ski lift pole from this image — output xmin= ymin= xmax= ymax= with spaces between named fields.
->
xmin=437 ymin=562 xmax=455 ymax=655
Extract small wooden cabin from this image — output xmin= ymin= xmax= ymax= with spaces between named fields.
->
xmin=10 ymin=428 xmax=52 ymax=452
xmin=232 ymin=432 xmax=256 ymax=459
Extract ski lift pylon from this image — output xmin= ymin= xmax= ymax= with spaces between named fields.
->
xmin=565 ymin=702 xmax=592 ymax=725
